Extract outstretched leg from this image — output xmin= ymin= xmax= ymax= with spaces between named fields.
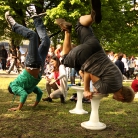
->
xmin=33 ymin=17 xmax=50 ymax=74
xmin=54 ymin=0 xmax=102 ymax=56
xmin=55 ymin=19 xmax=72 ymax=55
xmin=79 ymin=15 xmax=93 ymax=27
xmin=62 ymin=31 xmax=72 ymax=55
xmin=5 ymin=11 xmax=42 ymax=67
xmin=79 ymin=0 xmax=102 ymax=26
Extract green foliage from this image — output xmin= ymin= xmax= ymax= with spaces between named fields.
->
xmin=0 ymin=0 xmax=138 ymax=55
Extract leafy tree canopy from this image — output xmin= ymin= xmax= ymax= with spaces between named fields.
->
xmin=0 ymin=0 xmax=138 ymax=56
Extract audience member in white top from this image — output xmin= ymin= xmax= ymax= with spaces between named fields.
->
xmin=122 ymin=54 xmax=129 ymax=79
xmin=108 ymin=51 xmax=114 ymax=62
xmin=128 ymin=56 xmax=135 ymax=79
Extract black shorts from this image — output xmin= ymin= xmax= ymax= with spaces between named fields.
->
xmin=62 ymin=21 xmax=102 ymax=71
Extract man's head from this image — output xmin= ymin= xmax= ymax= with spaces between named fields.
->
xmin=117 ymin=52 xmax=123 ymax=60
xmin=113 ymin=86 xmax=135 ymax=103
xmin=8 ymin=85 xmax=14 ymax=94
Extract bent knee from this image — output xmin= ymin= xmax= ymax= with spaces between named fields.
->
xmin=29 ymin=31 xmax=38 ymax=39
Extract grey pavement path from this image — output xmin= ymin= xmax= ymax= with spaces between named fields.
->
xmin=0 ymin=70 xmax=18 ymax=78
xmin=0 ymin=70 xmax=45 ymax=78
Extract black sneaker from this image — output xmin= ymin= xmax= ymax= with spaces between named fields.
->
xmin=55 ymin=18 xmax=72 ymax=33
xmin=70 ymin=93 xmax=77 ymax=101
xmin=90 ymin=0 xmax=102 ymax=24
xmin=60 ymin=94 xmax=65 ymax=103
xmin=76 ymin=82 xmax=81 ymax=86
xmin=5 ymin=11 xmax=16 ymax=28
xmin=82 ymin=97 xmax=91 ymax=103
xmin=42 ymin=97 xmax=52 ymax=102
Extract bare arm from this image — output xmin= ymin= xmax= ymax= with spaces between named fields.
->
xmin=83 ymin=71 xmax=93 ymax=99
xmin=32 ymin=101 xmax=39 ymax=107
xmin=8 ymin=103 xmax=24 ymax=111
xmin=9 ymin=101 xmax=40 ymax=111
xmin=49 ymin=75 xmax=66 ymax=85
xmin=84 ymin=71 xmax=90 ymax=92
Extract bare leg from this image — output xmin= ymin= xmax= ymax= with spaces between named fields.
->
xmin=80 ymin=0 xmax=102 ymax=25
xmin=54 ymin=19 xmax=72 ymax=55
xmin=62 ymin=31 xmax=72 ymax=55
xmin=79 ymin=15 xmax=93 ymax=27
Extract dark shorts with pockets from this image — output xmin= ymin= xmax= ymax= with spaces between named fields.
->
xmin=62 ymin=21 xmax=102 ymax=71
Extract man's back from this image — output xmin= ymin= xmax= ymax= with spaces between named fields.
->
xmin=10 ymin=69 xmax=41 ymax=94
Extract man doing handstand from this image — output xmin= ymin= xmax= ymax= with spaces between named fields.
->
xmin=55 ymin=0 xmax=135 ymax=102
xmin=5 ymin=11 xmax=50 ymax=111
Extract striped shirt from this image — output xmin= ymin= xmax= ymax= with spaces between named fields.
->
xmin=81 ymin=49 xmax=123 ymax=94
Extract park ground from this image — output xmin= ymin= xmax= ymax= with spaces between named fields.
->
xmin=0 ymin=71 xmax=138 ymax=138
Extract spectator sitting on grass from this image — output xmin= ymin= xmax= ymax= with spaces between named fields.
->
xmin=42 ymin=55 xmax=68 ymax=103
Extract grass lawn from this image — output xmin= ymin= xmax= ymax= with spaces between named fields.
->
xmin=0 ymin=78 xmax=138 ymax=138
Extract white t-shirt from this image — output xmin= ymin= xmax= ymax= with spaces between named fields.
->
xmin=122 ymin=57 xmax=128 ymax=71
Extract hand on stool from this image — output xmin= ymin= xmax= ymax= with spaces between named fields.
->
xmin=83 ymin=91 xmax=93 ymax=99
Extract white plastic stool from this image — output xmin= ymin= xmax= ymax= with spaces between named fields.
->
xmin=69 ymin=86 xmax=88 ymax=114
xmin=81 ymin=93 xmax=108 ymax=130
xmin=135 ymin=92 xmax=138 ymax=98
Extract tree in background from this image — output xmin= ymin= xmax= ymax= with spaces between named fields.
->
xmin=0 ymin=0 xmax=138 ymax=55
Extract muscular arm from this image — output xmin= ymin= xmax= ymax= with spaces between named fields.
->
xmin=89 ymin=73 xmax=100 ymax=83
xmin=83 ymin=72 xmax=100 ymax=99
xmin=83 ymin=72 xmax=93 ymax=99
xmin=84 ymin=71 xmax=90 ymax=92
xmin=33 ymin=86 xmax=43 ymax=103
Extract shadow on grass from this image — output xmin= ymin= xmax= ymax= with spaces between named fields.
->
xmin=0 ymin=78 xmax=138 ymax=138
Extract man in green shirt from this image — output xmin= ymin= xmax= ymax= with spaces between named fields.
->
xmin=5 ymin=11 xmax=50 ymax=111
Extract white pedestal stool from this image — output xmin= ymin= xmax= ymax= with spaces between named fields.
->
xmin=69 ymin=86 xmax=88 ymax=114
xmin=135 ymin=92 xmax=138 ymax=98
xmin=81 ymin=93 xmax=108 ymax=130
